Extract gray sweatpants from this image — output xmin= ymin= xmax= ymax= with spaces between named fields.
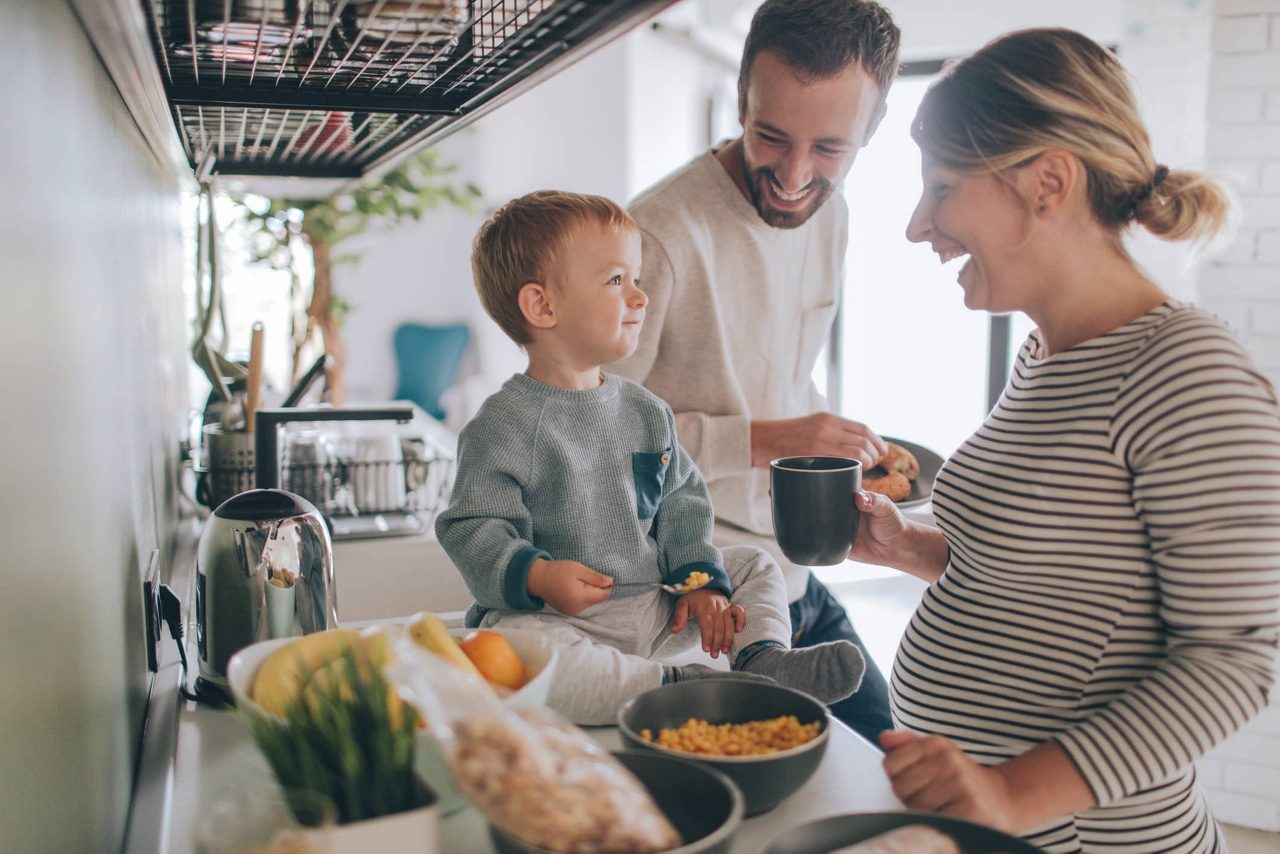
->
xmin=480 ymin=545 xmax=791 ymax=724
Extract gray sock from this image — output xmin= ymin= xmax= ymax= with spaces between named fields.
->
xmin=733 ymin=642 xmax=865 ymax=705
xmin=663 ymin=664 xmax=777 ymax=686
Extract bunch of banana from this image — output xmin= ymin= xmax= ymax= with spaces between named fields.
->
xmin=407 ymin=611 xmax=484 ymax=678
xmin=251 ymin=627 xmax=395 ymax=718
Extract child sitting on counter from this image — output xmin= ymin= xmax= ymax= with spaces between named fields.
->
xmin=435 ymin=190 xmax=864 ymax=724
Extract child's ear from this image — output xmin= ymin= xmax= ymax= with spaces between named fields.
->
xmin=518 ymin=282 xmax=556 ymax=330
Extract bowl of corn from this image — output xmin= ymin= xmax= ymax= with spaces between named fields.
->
xmin=617 ymin=680 xmax=830 ymax=816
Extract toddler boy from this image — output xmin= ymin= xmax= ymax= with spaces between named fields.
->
xmin=435 ymin=191 xmax=864 ymax=724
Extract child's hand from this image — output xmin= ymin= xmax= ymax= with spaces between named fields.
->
xmin=527 ymin=558 xmax=613 ymax=615
xmin=671 ymin=590 xmax=745 ymax=658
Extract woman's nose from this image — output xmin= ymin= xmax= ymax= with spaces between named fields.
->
xmin=905 ymin=195 xmax=932 ymax=244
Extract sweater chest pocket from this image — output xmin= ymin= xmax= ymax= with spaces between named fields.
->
xmin=631 ymin=448 xmax=671 ymax=520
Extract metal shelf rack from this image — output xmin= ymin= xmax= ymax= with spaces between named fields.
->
xmin=143 ymin=0 xmax=675 ymax=177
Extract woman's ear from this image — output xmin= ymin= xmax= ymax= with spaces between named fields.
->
xmin=518 ymin=282 xmax=556 ymax=330
xmin=1027 ymin=149 xmax=1078 ymax=217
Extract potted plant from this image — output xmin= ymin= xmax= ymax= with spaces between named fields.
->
xmin=236 ymin=146 xmax=482 ymax=404
xmin=244 ymin=643 xmax=438 ymax=852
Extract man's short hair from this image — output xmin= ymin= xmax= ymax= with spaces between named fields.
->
xmin=471 ymin=190 xmax=637 ymax=345
xmin=738 ymin=0 xmax=901 ymax=115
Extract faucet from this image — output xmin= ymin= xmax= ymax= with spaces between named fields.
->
xmin=254 ymin=405 xmax=414 ymax=490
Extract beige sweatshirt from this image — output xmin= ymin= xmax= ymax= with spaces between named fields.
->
xmin=610 ymin=146 xmax=848 ymax=602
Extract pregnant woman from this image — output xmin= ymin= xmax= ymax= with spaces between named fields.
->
xmin=849 ymin=28 xmax=1280 ymax=853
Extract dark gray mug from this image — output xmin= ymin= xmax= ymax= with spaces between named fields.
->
xmin=770 ymin=456 xmax=862 ymax=566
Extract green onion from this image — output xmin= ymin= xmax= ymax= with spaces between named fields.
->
xmin=244 ymin=645 xmax=427 ymax=824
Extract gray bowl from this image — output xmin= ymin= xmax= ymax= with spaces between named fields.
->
xmin=618 ymin=680 xmax=830 ymax=817
xmin=488 ymin=749 xmax=744 ymax=854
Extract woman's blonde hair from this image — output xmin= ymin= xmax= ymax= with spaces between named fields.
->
xmin=471 ymin=191 xmax=637 ymax=345
xmin=912 ymin=28 xmax=1229 ymax=244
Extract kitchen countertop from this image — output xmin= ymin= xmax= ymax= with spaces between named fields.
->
xmin=127 ymin=522 xmax=909 ymax=853
xmin=162 ymin=693 xmax=902 ymax=853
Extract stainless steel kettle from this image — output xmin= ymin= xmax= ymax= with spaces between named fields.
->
xmin=195 ymin=488 xmax=337 ymax=692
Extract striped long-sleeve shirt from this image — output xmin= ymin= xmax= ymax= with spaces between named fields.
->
xmin=891 ymin=302 xmax=1280 ymax=853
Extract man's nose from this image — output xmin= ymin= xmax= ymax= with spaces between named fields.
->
xmin=775 ymin=150 xmax=814 ymax=193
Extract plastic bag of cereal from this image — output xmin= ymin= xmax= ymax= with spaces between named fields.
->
xmin=387 ymin=634 xmax=681 ymax=853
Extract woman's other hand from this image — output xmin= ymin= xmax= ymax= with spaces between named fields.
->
xmin=879 ymin=730 xmax=1020 ymax=833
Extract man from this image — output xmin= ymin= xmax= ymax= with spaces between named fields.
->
xmin=611 ymin=0 xmax=901 ymax=742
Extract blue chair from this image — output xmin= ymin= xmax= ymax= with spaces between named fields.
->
xmin=392 ymin=323 xmax=471 ymax=420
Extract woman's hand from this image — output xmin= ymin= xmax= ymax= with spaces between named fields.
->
xmin=879 ymin=731 xmax=1021 ymax=833
xmin=671 ymin=590 xmax=745 ymax=657
xmin=879 ymin=732 xmax=1096 ymax=835
xmin=527 ymin=558 xmax=613 ymax=615
xmin=849 ymin=489 xmax=911 ymax=566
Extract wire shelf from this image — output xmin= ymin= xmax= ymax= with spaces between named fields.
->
xmin=144 ymin=0 xmax=675 ymax=176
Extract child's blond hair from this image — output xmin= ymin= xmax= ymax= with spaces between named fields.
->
xmin=471 ymin=190 xmax=638 ymax=345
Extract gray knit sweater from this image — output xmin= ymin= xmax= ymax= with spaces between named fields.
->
xmin=435 ymin=372 xmax=729 ymax=626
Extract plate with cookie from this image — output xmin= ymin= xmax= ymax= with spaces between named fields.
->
xmin=862 ymin=437 xmax=943 ymax=509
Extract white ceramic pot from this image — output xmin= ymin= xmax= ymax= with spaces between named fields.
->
xmin=323 ymin=797 xmax=439 ymax=854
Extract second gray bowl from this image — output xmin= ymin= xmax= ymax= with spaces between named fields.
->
xmin=489 ymin=749 xmax=744 ymax=854
xmin=618 ymin=680 xmax=830 ymax=816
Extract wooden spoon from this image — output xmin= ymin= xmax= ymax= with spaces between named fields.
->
xmin=245 ymin=322 xmax=264 ymax=433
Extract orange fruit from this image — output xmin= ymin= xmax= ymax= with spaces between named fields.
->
xmin=459 ymin=630 xmax=526 ymax=690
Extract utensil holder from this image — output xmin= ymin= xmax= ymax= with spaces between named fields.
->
xmin=202 ymin=425 xmax=256 ymax=508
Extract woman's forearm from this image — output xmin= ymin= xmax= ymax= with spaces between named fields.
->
xmin=996 ymin=741 xmax=1097 ymax=832
xmin=886 ymin=521 xmax=950 ymax=583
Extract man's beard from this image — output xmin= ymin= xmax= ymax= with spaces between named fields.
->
xmin=744 ymin=158 xmax=834 ymax=229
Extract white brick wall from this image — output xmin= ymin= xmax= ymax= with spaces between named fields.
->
xmin=1192 ymin=0 xmax=1280 ymax=834
xmin=1122 ymin=1 xmax=1214 ymax=301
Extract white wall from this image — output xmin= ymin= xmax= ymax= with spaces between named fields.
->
xmin=891 ymin=0 xmax=1122 ymax=61
xmin=1192 ymin=0 xmax=1280 ymax=833
xmin=0 ymin=2 xmax=188 ymax=851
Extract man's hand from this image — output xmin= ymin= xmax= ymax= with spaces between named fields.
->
xmin=880 ymin=731 xmax=1021 ymax=833
xmin=670 ymin=589 xmax=745 ymax=658
xmin=527 ymin=558 xmax=613 ymax=616
xmin=751 ymin=413 xmax=886 ymax=469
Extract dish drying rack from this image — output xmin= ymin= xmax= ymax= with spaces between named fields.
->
xmin=143 ymin=0 xmax=676 ymax=177
xmin=195 ymin=413 xmax=455 ymax=539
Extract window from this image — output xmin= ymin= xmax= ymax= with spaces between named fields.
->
xmin=187 ymin=193 xmax=314 ymax=416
